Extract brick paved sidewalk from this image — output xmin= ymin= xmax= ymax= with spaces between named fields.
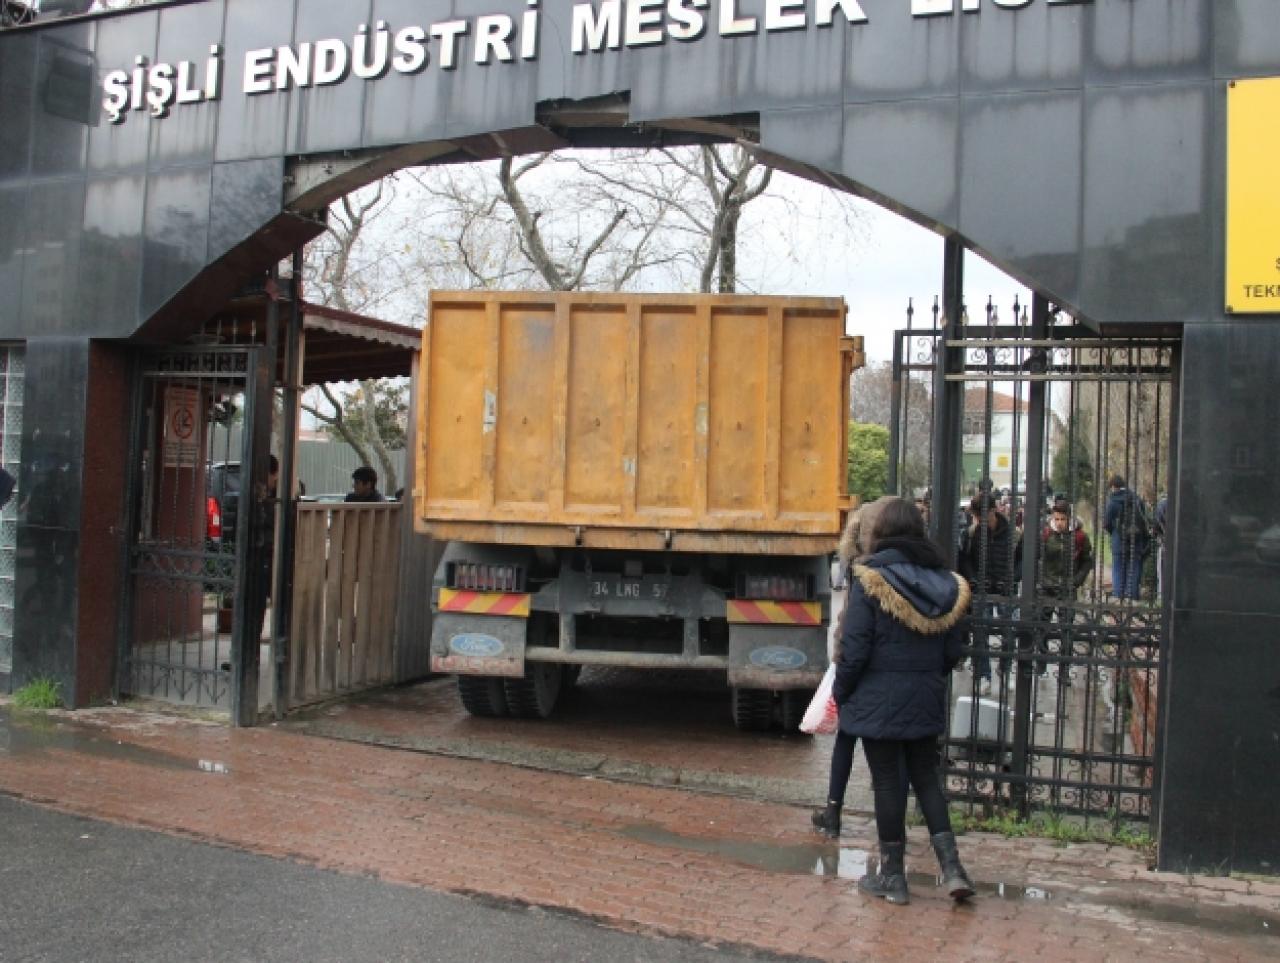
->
xmin=0 ymin=703 xmax=1275 ymax=962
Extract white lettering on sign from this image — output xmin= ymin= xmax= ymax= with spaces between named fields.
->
xmin=100 ymin=0 xmax=1090 ymax=125
xmin=103 ymin=44 xmax=223 ymax=123
xmin=913 ymin=0 xmax=1089 ymax=15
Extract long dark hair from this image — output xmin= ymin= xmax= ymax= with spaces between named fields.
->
xmin=868 ymin=497 xmax=926 ymax=552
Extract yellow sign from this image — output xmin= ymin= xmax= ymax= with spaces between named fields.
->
xmin=1226 ymin=77 xmax=1280 ymax=314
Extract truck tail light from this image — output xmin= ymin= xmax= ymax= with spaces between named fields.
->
xmin=736 ymin=573 xmax=812 ymax=601
xmin=447 ymin=562 xmax=526 ymax=593
xmin=206 ymin=496 xmax=222 ymax=540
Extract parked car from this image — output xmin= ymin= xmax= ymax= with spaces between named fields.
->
xmin=205 ymin=461 xmax=241 ymax=550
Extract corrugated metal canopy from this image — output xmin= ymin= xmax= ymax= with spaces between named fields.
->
xmin=201 ymin=288 xmax=421 ymax=384
xmin=299 ymin=302 xmax=420 ymax=384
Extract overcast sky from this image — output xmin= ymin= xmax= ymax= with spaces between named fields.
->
xmin=739 ymin=174 xmax=1032 ymax=364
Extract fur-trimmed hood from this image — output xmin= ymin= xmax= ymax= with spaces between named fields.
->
xmin=853 ymin=555 xmax=970 ymax=635
xmin=837 ymin=495 xmax=895 ymax=566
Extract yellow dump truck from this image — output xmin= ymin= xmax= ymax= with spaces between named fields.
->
xmin=415 ymin=291 xmax=862 ymax=730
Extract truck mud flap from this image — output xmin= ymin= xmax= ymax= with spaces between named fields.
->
xmin=727 ymin=624 xmax=827 ymax=689
xmin=431 ymin=613 xmax=527 ymax=678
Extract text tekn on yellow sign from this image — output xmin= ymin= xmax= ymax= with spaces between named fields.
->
xmin=1227 ymin=77 xmax=1280 ymax=314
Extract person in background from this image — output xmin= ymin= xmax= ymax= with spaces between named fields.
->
xmin=1153 ymin=493 xmax=1169 ymax=599
xmin=247 ymin=454 xmax=279 ymax=647
xmin=835 ymin=497 xmax=974 ymax=905
xmin=1036 ymin=500 xmax=1093 ymax=680
xmin=811 ymin=495 xmax=894 ymax=838
xmin=1103 ymin=475 xmax=1150 ymax=601
xmin=957 ymin=492 xmax=1022 ymax=695
xmin=345 ymin=466 xmax=385 ymax=503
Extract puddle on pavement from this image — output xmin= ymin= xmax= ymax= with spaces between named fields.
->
xmin=0 ymin=708 xmax=196 ymax=772
xmin=1094 ymin=893 xmax=1278 ymax=940
xmin=618 ymin=824 xmax=1051 ymax=901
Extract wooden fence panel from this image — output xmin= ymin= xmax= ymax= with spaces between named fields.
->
xmin=375 ymin=509 xmax=402 ymax=682
xmin=288 ymin=503 xmax=403 ymax=710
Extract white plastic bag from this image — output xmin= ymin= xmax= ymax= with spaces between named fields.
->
xmin=827 ymin=586 xmax=846 ymax=662
xmin=800 ymin=663 xmax=839 ymax=735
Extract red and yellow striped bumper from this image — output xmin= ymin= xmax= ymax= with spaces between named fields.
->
xmin=726 ymin=599 xmax=822 ymax=626
xmin=438 ymin=587 xmax=531 ymax=618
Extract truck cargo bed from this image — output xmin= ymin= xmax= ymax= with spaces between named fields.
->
xmin=415 ymin=292 xmax=858 ymax=554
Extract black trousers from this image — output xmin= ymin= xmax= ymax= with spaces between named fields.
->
xmin=862 ymin=736 xmax=953 ymax=843
xmin=825 ymin=730 xmax=858 ymax=805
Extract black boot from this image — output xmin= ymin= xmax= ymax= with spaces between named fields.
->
xmin=811 ymin=801 xmax=841 ymax=838
xmin=858 ymin=840 xmax=909 ymax=905
xmin=930 ymin=831 xmax=976 ymax=900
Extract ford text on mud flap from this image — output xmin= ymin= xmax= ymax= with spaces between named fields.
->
xmin=430 ymin=613 xmax=527 ymax=678
xmin=727 ymin=623 xmax=827 ymax=690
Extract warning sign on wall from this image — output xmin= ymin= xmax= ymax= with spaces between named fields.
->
xmin=163 ymin=386 xmax=200 ymax=468
xmin=1226 ymin=77 xmax=1280 ymax=315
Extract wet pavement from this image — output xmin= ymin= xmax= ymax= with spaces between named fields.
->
xmin=1 ymin=700 xmax=1277 ymax=962
xmin=282 ymin=669 xmax=870 ymax=811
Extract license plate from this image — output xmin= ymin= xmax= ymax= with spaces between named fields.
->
xmin=589 ymin=580 xmax=668 ymax=600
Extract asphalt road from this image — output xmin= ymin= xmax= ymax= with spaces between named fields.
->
xmin=0 ymin=795 xmax=805 ymax=963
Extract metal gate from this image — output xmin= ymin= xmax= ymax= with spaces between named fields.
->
xmin=886 ymin=295 xmax=1176 ymax=833
xmin=119 ymin=345 xmax=271 ymax=723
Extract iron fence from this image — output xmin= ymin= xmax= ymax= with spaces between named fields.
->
xmin=888 ymin=297 xmax=1177 ymax=832
xmin=120 ymin=344 xmax=262 ymax=714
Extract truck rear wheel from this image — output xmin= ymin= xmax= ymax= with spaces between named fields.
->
xmin=457 ymin=675 xmax=510 ymax=717
xmin=780 ymin=688 xmax=816 ymax=735
xmin=731 ymin=687 xmax=773 ymax=732
xmin=503 ymin=662 xmax=563 ymax=719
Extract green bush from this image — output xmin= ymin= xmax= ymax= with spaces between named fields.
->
xmin=847 ymin=422 xmax=890 ymax=504
xmin=12 ymin=677 xmax=62 ymax=710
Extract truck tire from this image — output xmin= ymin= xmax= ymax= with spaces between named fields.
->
xmin=457 ymin=675 xmax=510 ymax=717
xmin=503 ymin=662 xmax=563 ymax=719
xmin=731 ymin=687 xmax=773 ymax=732
xmin=780 ymin=688 xmax=816 ymax=735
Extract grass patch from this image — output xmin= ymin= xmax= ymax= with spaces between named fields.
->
xmin=952 ymin=808 xmax=1155 ymax=857
xmin=12 ymin=677 xmax=62 ymax=710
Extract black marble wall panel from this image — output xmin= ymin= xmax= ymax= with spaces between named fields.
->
xmin=1157 ymin=322 xmax=1280 ymax=875
xmin=285 ymin=0 xmax=373 ymax=157
xmin=79 ymin=175 xmax=145 ymax=339
xmin=845 ymin=0 xmax=958 ymax=103
xmin=214 ymin=0 xmax=291 ymax=162
xmin=12 ymin=338 xmax=89 ymax=701
xmin=732 ymin=6 xmax=847 ymax=113
xmin=363 ymin=0 xmax=453 ymax=146
xmin=841 ymin=97 xmax=959 ymax=231
xmin=534 ymin=0 xmax=632 ymax=105
xmin=0 ymin=32 xmax=37 ymax=185
xmin=20 ymin=179 xmax=87 ymax=337
xmin=149 ymin=1 xmax=228 ymax=166
xmin=440 ymin=0 xmax=543 ymax=138
xmin=208 ymin=159 xmax=287 ymax=261
xmin=1214 ymin=0 xmax=1280 ymax=78
xmin=30 ymin=26 xmax=95 ymax=177
xmin=958 ymin=90 xmax=1082 ymax=305
xmin=1169 ymin=323 xmax=1280 ymax=618
xmin=1159 ymin=612 xmax=1280 ymax=874
xmin=1080 ymin=83 xmax=1212 ymax=326
xmin=86 ymin=10 xmax=159 ymax=175
xmin=139 ymin=168 xmax=211 ymax=322
xmin=0 ymin=188 xmax=28 ymax=330
xmin=1088 ymin=0 xmax=1211 ymax=84
xmin=959 ymin=0 xmax=1086 ymax=94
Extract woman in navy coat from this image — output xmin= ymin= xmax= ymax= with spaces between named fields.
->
xmin=834 ymin=497 xmax=975 ymax=905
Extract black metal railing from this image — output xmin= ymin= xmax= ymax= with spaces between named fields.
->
xmin=885 ymin=297 xmax=1176 ymax=833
